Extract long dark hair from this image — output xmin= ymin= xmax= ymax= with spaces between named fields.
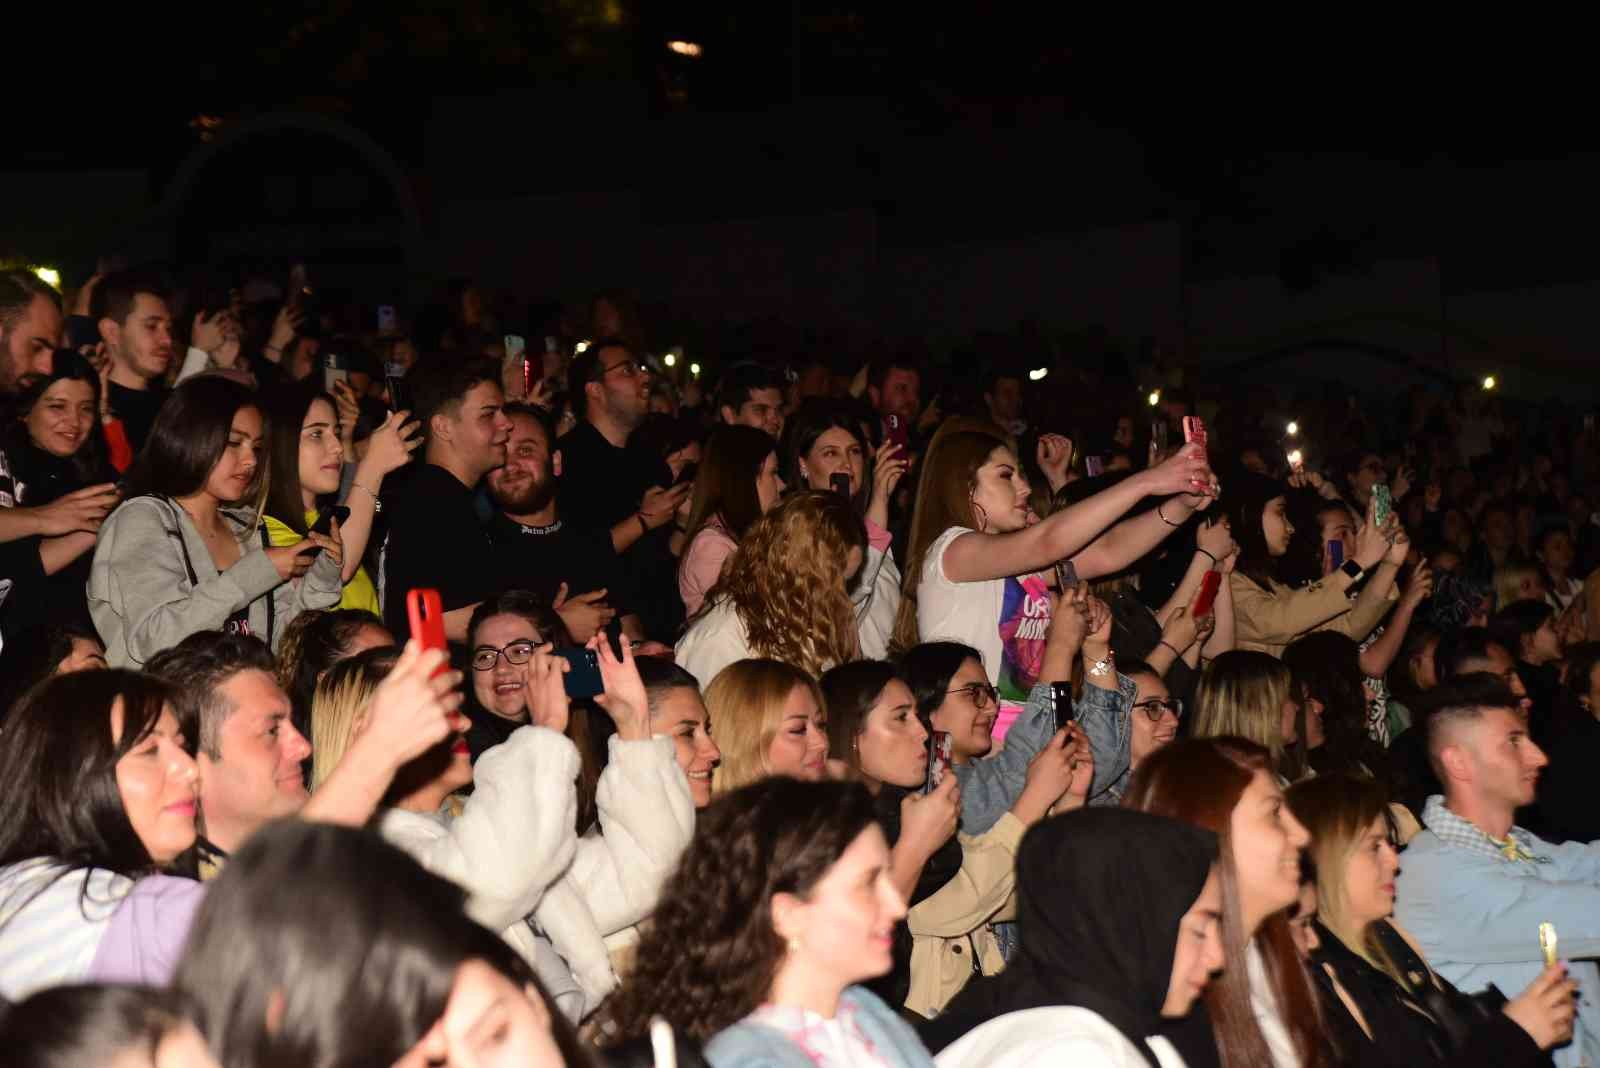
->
xmin=898 ymin=641 xmax=984 ymax=734
xmin=122 ymin=376 xmax=265 ymax=507
xmin=783 ymin=398 xmax=872 ymax=507
xmin=173 ymin=820 xmax=594 ymax=1068
xmin=680 ymin=425 xmax=778 ymax=557
xmin=1283 ymin=631 xmax=1388 ymax=778
xmin=0 ymin=670 xmax=183 ymax=888
xmin=1556 ymin=641 xmax=1600 ymax=730
xmin=598 ymin=778 xmax=879 ymax=1043
xmin=0 ymin=984 xmax=200 ymax=1068
xmin=260 ymin=382 xmax=337 ymax=536
xmin=1226 ymin=471 xmax=1290 ymax=591
xmin=0 ymin=619 xmax=102 ymax=726
xmin=820 ymin=659 xmax=902 ymax=773
xmin=274 ymin=608 xmax=387 ymax=743
xmin=6 ymin=351 xmax=110 ymax=487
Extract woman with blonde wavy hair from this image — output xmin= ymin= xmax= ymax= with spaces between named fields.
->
xmin=675 ymin=489 xmax=867 ymax=685
xmin=704 ymin=658 xmax=829 ymax=796
xmin=1192 ymin=649 xmax=1306 ymax=781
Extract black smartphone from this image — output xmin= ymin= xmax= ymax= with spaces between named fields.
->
xmin=830 ymin=472 xmax=851 ymax=498
xmin=300 ymin=505 xmax=350 ymax=558
xmin=385 ymin=362 xmax=414 ymax=416
xmin=1051 ymin=681 xmax=1076 ymax=731
xmin=675 ymin=462 xmax=699 ymax=487
xmin=553 ymin=646 xmax=605 ymax=699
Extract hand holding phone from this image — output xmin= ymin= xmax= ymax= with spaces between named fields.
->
xmin=553 ymin=645 xmax=605 ymax=699
xmin=1051 ymin=682 xmax=1076 ymax=730
xmin=830 ymin=472 xmax=852 ymax=498
xmin=1372 ymin=483 xmax=1393 ymax=528
xmin=299 ymin=505 xmax=351 ymax=558
xmin=925 ymin=729 xmax=953 ymax=794
xmin=1540 ymin=922 xmax=1559 ymax=968
xmin=883 ymin=414 xmax=910 ymax=453
xmin=1192 ymin=569 xmax=1223 ymax=618
xmin=406 ymin=589 xmax=449 ymax=677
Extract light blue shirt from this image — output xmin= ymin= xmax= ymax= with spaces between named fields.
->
xmin=1395 ymin=795 xmax=1600 ymax=1068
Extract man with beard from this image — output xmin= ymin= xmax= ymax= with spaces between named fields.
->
xmin=487 ymin=404 xmax=660 ymax=648
xmin=93 ymin=271 xmax=175 ymax=454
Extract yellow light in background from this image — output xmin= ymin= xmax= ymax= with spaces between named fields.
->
xmin=667 ymin=40 xmax=703 ymax=57
xmin=32 ymin=266 xmax=60 ymax=289
xmin=1482 ymin=375 xmax=1497 ymax=390
xmin=689 ymin=362 xmax=701 ymax=377
xmin=1147 ymin=389 xmax=1162 ymax=407
xmin=574 ymin=339 xmax=591 ymax=355
xmin=663 ymin=353 xmax=676 ymax=368
xmin=1028 ymin=367 xmax=1049 ymax=381
xmin=1286 ymin=421 xmax=1299 ymax=436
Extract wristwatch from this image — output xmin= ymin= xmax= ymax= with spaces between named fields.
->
xmin=1339 ymin=559 xmax=1365 ymax=583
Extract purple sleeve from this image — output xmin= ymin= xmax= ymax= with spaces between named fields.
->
xmin=88 ymin=874 xmax=206 ymax=986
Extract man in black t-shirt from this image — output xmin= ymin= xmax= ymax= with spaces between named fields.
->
xmin=486 ymin=404 xmax=669 ymax=651
xmin=381 ymin=356 xmax=512 ymax=643
xmin=93 ymin=271 xmax=174 ymax=455
xmin=556 ymin=339 xmax=690 ymax=641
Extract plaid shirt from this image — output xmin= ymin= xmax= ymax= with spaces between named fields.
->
xmin=1421 ymin=795 xmax=1546 ymax=866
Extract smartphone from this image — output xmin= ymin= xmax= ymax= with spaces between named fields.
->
xmin=298 ymin=505 xmax=351 ymax=558
xmin=1287 ymin=448 xmax=1305 ymax=474
xmin=1182 ymin=415 xmax=1208 ymax=452
xmin=1327 ymin=538 xmax=1345 ymax=570
xmin=1191 ymin=569 xmax=1223 ymax=618
xmin=1084 ymin=455 xmax=1105 ymax=478
xmin=1372 ymin=483 xmax=1393 ymax=527
xmin=323 ymin=352 xmax=350 ymax=394
xmin=384 ymin=362 xmax=414 ymax=415
xmin=1051 ymin=682 xmax=1076 ymax=730
xmin=924 ymin=729 xmax=953 ymax=794
xmin=406 ymin=589 xmax=449 ymax=676
xmin=675 ymin=462 xmax=699 ymax=487
xmin=883 ymin=413 xmax=909 ymax=453
xmin=830 ymin=472 xmax=851 ymax=498
xmin=554 ymin=646 xmax=605 ymax=700
xmin=1540 ymin=922 xmax=1558 ymax=967
xmin=1055 ymin=559 xmax=1080 ymax=591
xmin=377 ymin=305 xmax=398 ymax=334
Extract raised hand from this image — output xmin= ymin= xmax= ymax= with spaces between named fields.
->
xmin=1036 ymin=433 xmax=1074 ymax=491
xmin=639 ymin=483 xmax=692 ymax=530
xmin=520 ymin=643 xmax=570 ymax=734
xmin=868 ymin=439 xmax=910 ymax=528
xmin=361 ymin=410 xmax=423 ymax=477
xmin=34 ymin=483 xmax=119 ymax=535
xmin=592 ymin=634 xmax=650 ymax=741
xmin=551 ymin=583 xmax=615 ymax=643
xmin=899 ymin=774 xmax=961 ymax=861
xmin=353 ymin=640 xmax=463 ymax=768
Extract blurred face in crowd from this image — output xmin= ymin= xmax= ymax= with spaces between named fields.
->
xmin=801 ymin=427 xmax=866 ymax=498
xmin=396 ymin=960 xmax=566 ymax=1068
xmin=970 ymin=446 xmax=1032 ymax=533
xmin=854 ymin=678 xmax=928 ymax=790
xmin=766 ymin=684 xmax=828 ymax=781
xmin=2 ymin=292 xmax=62 ymax=390
xmin=1410 ymin=633 xmax=1440 ymax=691
xmin=1239 ymin=448 xmax=1268 ymax=476
xmin=298 ymin=398 xmax=345 ymax=502
xmin=1279 ymin=688 xmax=1306 ymax=746
xmin=436 ymin=381 xmax=512 ymax=480
xmin=1229 ymin=769 xmax=1310 ymax=933
xmin=1441 ymin=509 xmax=1472 ymax=550
xmin=1349 ymin=454 xmax=1386 ymax=500
xmin=755 ymin=451 xmax=786 ymax=514
xmin=1483 ymin=509 xmax=1515 ymax=553
xmin=587 ymin=344 xmax=649 ymax=430
xmin=772 ymin=825 xmax=905 ymax=995
xmin=114 ymin=701 xmax=199 ymax=865
xmin=1318 ymin=506 xmax=1357 ymax=574
xmin=986 ymin=376 xmax=1022 ymax=424
xmin=204 ymin=407 xmax=263 ymax=506
xmin=1522 ymin=615 xmax=1564 ymax=666
xmin=102 ymin=292 xmax=175 ymax=385
xmin=487 ymin=412 xmax=557 ymax=517
xmin=1128 ymin=672 xmax=1180 ymax=770
xmin=1300 ymin=686 xmax=1326 ymax=749
xmin=649 ymin=686 xmax=720 ymax=808
xmin=1459 ymin=644 xmax=1532 ymax=717
xmin=1287 ymin=882 xmax=1320 ymax=957
xmin=872 ymin=367 xmax=920 ymax=423
xmin=1342 ymin=814 xmax=1401 ymax=928
xmin=470 ymin=613 xmax=542 ymax=721
xmin=1113 ymin=416 xmax=1135 ymax=450
xmin=1539 ymin=529 xmax=1576 ymax=577
xmin=1261 ymin=495 xmax=1294 ymax=556
xmin=665 ymin=441 xmax=700 ymax=483
xmin=931 ymin=657 xmax=997 ymax=763
xmin=25 ymin=377 xmax=96 ymax=458
xmin=1161 ymin=867 xmax=1225 ymax=1018
xmin=198 ymin=669 xmax=312 ymax=852
xmin=723 ymin=387 xmax=785 ymax=440
xmin=1439 ymin=705 xmax=1546 ymax=811
xmin=58 ymin=636 xmax=108 ymax=673
xmin=797 ymin=362 xmax=832 ymax=400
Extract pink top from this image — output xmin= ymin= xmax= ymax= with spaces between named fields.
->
xmin=680 ymin=520 xmax=738 ymax=616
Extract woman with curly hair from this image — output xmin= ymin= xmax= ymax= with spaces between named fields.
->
xmin=676 ymin=490 xmax=867 ymax=684
xmin=598 ymin=777 xmax=935 ymax=1067
xmin=704 ymin=658 xmax=829 ymax=795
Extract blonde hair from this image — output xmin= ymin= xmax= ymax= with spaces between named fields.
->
xmin=704 ymin=658 xmax=824 ymax=796
xmin=1193 ymin=650 xmax=1298 ymax=778
xmin=706 ymin=491 xmax=864 ymax=678
xmin=310 ymin=649 xmax=396 ymax=790
xmin=894 ymin=420 xmax=1011 ymax=651
xmin=1493 ymin=562 xmax=1541 ymax=612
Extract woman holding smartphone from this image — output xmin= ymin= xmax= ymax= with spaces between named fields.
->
xmin=678 ymin=425 xmax=785 ymax=616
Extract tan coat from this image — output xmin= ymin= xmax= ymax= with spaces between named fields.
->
xmin=1230 ymin=571 xmax=1398 ymax=658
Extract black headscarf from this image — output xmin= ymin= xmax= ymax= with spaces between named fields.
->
xmin=919 ymin=808 xmax=1217 ymax=1066
xmin=864 ymin=784 xmax=964 ymax=1007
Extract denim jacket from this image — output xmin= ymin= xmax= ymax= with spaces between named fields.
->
xmin=1395 ymin=795 xmax=1600 ymax=1068
xmin=704 ymin=986 xmax=935 ymax=1068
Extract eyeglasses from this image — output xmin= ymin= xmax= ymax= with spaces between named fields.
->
xmin=946 ymin=682 xmax=999 ymax=710
xmin=600 ymin=358 xmax=641 ymax=380
xmin=1132 ymin=697 xmax=1183 ymax=721
xmin=471 ymin=639 xmax=539 ymax=672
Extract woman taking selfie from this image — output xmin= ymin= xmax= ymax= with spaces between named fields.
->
xmin=679 ymin=425 xmax=786 ymax=616
xmin=0 ymin=670 xmax=205 ymax=999
xmin=786 ymin=398 xmax=911 ymax=658
xmin=599 ymin=778 xmax=936 ymax=1067
xmin=703 ymin=657 xmax=830 ymax=795
xmin=1126 ymin=737 xmax=1326 ymax=1068
xmin=676 ymin=491 xmax=867 ymax=685
xmin=260 ymin=382 xmax=420 ymax=615
xmin=1287 ymin=774 xmax=1573 ymax=1067
xmin=89 ymin=377 xmax=343 ymax=666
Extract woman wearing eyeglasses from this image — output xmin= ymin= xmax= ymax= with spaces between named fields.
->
xmin=1085 ymin=660 xmax=1183 ymax=808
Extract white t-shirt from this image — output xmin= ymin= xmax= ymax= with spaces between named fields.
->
xmin=917 ymin=526 xmax=1054 ymax=703
xmin=935 ymin=1006 xmax=1188 ymax=1068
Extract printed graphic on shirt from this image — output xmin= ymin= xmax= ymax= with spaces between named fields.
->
xmin=997 ymin=572 xmax=1052 ymax=702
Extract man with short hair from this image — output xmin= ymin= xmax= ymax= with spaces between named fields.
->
xmin=715 ymin=362 xmax=785 ymax=440
xmin=558 ymin=340 xmax=690 ymax=639
xmin=0 ymin=270 xmax=62 ymax=394
xmin=866 ymin=354 xmax=921 ymax=430
xmin=1394 ymin=674 xmax=1588 ymax=1067
xmin=380 ymin=355 xmax=513 ymax=643
xmin=92 ymin=271 xmax=175 ymax=453
xmin=147 ymin=630 xmax=459 ymax=876
xmin=984 ymin=366 xmax=1026 ymax=436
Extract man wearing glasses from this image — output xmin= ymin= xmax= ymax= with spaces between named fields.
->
xmin=558 ymin=339 xmax=691 ymax=640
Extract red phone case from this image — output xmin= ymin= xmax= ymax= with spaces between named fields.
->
xmin=406 ymin=588 xmax=449 ymax=676
xmin=1183 ymin=415 xmax=1207 ymax=448
xmin=1192 ymin=570 xmax=1223 ymax=618
xmin=884 ymin=414 xmax=909 ymax=452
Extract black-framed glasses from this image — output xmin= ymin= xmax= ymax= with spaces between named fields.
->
xmin=600 ymin=357 xmax=641 ymax=380
xmin=471 ymin=639 xmax=539 ymax=672
xmin=1133 ymin=697 xmax=1183 ymax=721
xmin=946 ymin=682 xmax=999 ymax=710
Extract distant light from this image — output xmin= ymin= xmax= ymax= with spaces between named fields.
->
xmin=663 ymin=353 xmax=676 ymax=368
xmin=574 ymin=339 xmax=591 ymax=355
xmin=1286 ymin=420 xmax=1299 ymax=437
xmin=689 ymin=362 xmax=701 ymax=377
xmin=667 ymin=40 xmax=703 ymax=57
xmin=1147 ymin=389 xmax=1162 ymax=407
xmin=1028 ymin=367 xmax=1049 ymax=382
xmin=1482 ymin=375 xmax=1497 ymax=391
xmin=32 ymin=266 xmax=60 ymax=289
xmin=1287 ymin=449 xmax=1303 ymax=467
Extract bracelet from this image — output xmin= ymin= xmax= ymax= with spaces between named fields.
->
xmin=350 ymin=481 xmax=379 ymax=500
xmin=1158 ymin=639 xmax=1182 ymax=657
xmin=1086 ymin=650 xmax=1115 ymax=678
xmin=1156 ymin=501 xmax=1181 ymax=527
xmin=1195 ymin=548 xmax=1218 ymax=566
xmin=637 ymin=513 xmax=650 ymax=537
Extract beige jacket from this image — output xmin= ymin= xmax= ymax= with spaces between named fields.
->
xmin=904 ymin=810 xmax=1026 ymax=1019
xmin=1231 ymin=570 xmax=1398 ymax=658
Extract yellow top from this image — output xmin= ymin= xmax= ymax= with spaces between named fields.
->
xmin=263 ymin=510 xmax=381 ymax=616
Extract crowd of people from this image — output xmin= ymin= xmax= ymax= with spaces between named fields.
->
xmin=3 ymin=263 xmax=1600 ymax=1066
